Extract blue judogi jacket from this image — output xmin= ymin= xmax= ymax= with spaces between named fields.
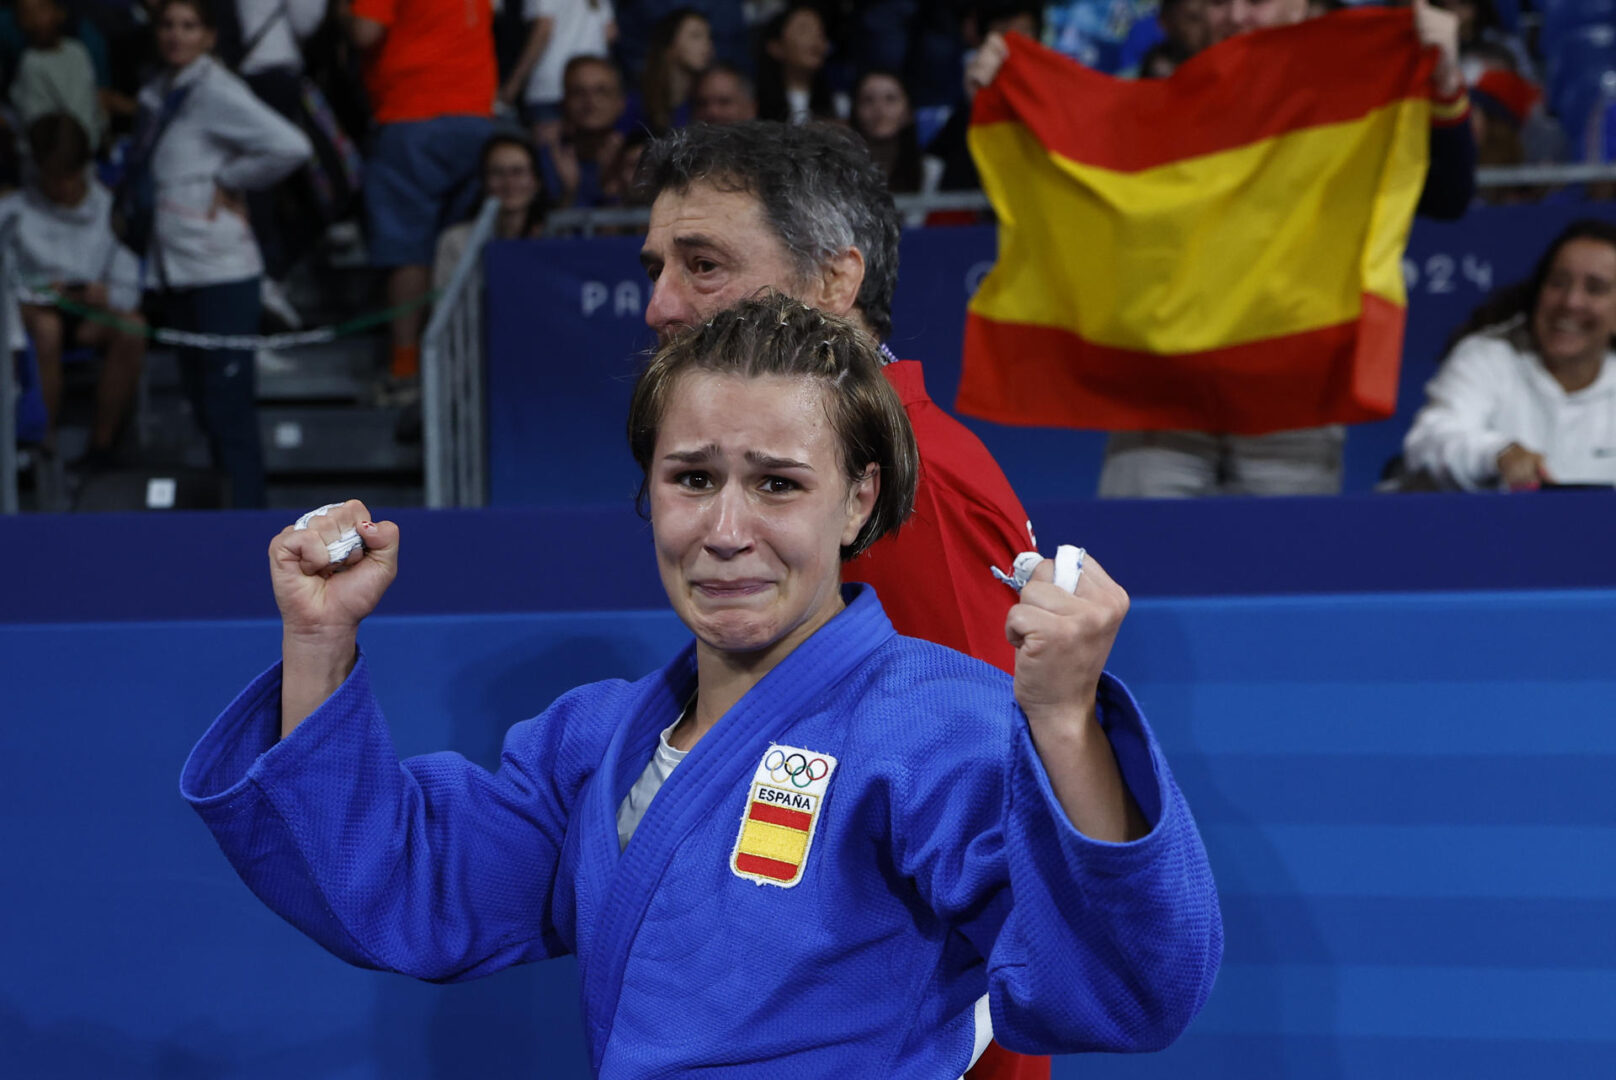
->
xmin=181 ymin=586 xmax=1222 ymax=1078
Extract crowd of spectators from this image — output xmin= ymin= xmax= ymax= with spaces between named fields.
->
xmin=3 ymin=0 xmax=1614 ymax=509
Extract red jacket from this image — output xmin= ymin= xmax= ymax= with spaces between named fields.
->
xmin=845 ymin=359 xmax=1033 ymax=675
xmin=846 ymin=360 xmax=1050 ymax=1080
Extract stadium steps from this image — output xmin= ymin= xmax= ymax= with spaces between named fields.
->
xmin=17 ymin=229 xmax=432 ymax=513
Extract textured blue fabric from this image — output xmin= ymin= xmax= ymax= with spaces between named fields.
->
xmin=181 ymin=586 xmax=1221 ymax=1076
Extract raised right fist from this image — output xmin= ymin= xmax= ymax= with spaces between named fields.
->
xmin=269 ymin=499 xmax=400 ymax=639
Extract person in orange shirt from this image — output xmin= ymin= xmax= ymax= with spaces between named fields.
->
xmin=346 ymin=0 xmax=498 ymax=380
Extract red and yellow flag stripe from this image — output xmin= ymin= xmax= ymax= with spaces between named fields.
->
xmin=960 ymin=10 xmax=1436 ymax=435
xmin=734 ymin=796 xmax=813 ymax=883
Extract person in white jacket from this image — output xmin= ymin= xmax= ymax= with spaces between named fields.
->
xmin=139 ymin=0 xmax=311 ymax=508
xmin=3 ymin=112 xmax=145 ymax=469
xmin=1404 ymin=219 xmax=1616 ymax=491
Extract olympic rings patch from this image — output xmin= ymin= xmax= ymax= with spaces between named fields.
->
xmin=732 ymin=743 xmax=839 ymax=888
xmin=763 ymin=749 xmax=830 ymax=789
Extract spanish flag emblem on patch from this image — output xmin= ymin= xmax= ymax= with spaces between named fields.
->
xmin=731 ymin=744 xmax=838 ymax=888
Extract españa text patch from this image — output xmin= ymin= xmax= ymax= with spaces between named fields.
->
xmin=731 ymin=745 xmax=838 ymax=887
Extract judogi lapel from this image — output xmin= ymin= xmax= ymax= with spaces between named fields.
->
xmin=574 ymin=585 xmax=896 ymax=1072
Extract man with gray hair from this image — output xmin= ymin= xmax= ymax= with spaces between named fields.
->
xmin=636 ymin=121 xmax=1047 ymax=1080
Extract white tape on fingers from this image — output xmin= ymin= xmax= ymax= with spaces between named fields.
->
xmin=326 ymin=528 xmax=364 ymax=569
xmin=292 ymin=503 xmax=363 ymax=568
xmin=292 ymin=502 xmax=346 ymax=531
xmin=990 ymin=551 xmax=1045 ymax=592
xmin=1053 ymin=545 xmax=1085 ymax=595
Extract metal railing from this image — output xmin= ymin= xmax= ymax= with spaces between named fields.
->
xmin=422 ymin=197 xmax=499 ymax=508
xmin=1472 ymin=162 xmax=1616 ymax=187
xmin=545 ymin=166 xmax=1616 ymax=235
xmin=1 ymin=220 xmax=20 ymax=514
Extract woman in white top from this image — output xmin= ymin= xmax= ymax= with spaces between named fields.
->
xmin=756 ymin=5 xmax=844 ymax=125
xmin=139 ymin=0 xmax=310 ymax=507
xmin=1404 ymin=219 xmax=1616 ymax=491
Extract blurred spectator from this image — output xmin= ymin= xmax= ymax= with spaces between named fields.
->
xmin=349 ymin=0 xmax=497 ymax=381
xmin=3 ymin=112 xmax=143 ymax=470
xmin=99 ymin=0 xmax=160 ymax=123
xmin=614 ymin=0 xmax=745 ymax=84
xmin=538 ymin=54 xmax=626 ymax=208
xmin=740 ymin=0 xmax=788 ymax=23
xmin=1147 ymin=0 xmax=1211 ymax=76
xmin=233 ymin=0 xmax=328 ymax=328
xmin=1466 ymin=53 xmax=1566 ymax=166
xmin=1434 ymin=0 xmax=1534 ymax=79
xmin=235 ymin=0 xmax=327 ymax=85
xmin=1138 ymin=41 xmax=1178 ymax=79
xmin=501 ymin=0 xmax=616 ymax=146
xmin=600 ymin=126 xmax=648 ymax=206
xmin=850 ymin=68 xmax=924 ymax=194
xmin=12 ymin=0 xmax=106 ymax=149
xmin=0 ymin=120 xmax=20 ymax=191
xmin=928 ymin=1 xmax=1045 ymax=192
xmin=898 ymin=2 xmax=969 ymax=110
xmin=432 ymin=133 xmax=547 ymax=291
xmin=1045 ymin=0 xmax=1160 ymax=74
xmin=300 ymin=1 xmax=371 ymax=146
xmin=635 ymin=7 xmax=713 ymax=133
xmin=139 ymin=0 xmax=311 ymax=507
xmin=965 ymin=0 xmax=1042 ymax=43
xmin=803 ymin=0 xmax=860 ymax=106
xmin=689 ymin=61 xmax=756 ymax=124
xmin=1462 ymin=37 xmax=1517 ymax=77
xmin=755 ymin=5 xmax=842 ymax=124
xmin=1469 ymin=67 xmax=1542 ymax=203
xmin=849 ymin=0 xmax=919 ymax=77
xmin=1471 ymin=68 xmax=1532 ymax=161
xmin=1404 ymin=220 xmax=1616 ymax=490
xmin=1434 ymin=0 xmax=1486 ymax=44
xmin=0 ymin=0 xmax=126 ymax=134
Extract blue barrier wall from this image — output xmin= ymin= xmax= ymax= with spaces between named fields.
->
xmin=3 ymin=593 xmax=1613 ymax=1077
xmin=485 ymin=201 xmax=1616 ymax=506
xmin=2 ymin=500 xmax=1614 ymax=1077
xmin=6 ymin=493 xmax=1614 ymax=623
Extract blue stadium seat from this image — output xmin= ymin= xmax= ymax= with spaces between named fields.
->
xmin=1544 ymin=25 xmax=1616 ymax=131
xmin=1540 ymin=0 xmax=1616 ymax=57
xmin=12 ymin=343 xmax=46 ymax=446
xmin=1587 ymin=93 xmax=1616 ymax=161
xmin=1549 ymin=70 xmax=1616 ymax=160
xmin=914 ymin=104 xmax=953 ymax=150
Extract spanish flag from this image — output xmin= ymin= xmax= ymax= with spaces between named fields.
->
xmin=959 ymin=10 xmax=1436 ymax=435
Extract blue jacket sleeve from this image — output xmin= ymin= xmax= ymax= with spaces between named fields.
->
xmin=896 ymin=671 xmax=1223 ymax=1056
xmin=180 ymin=653 xmax=599 ymax=982
xmin=990 ymin=674 xmax=1222 ymax=1052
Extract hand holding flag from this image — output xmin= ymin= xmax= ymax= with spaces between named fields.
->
xmin=960 ymin=9 xmax=1437 ymax=436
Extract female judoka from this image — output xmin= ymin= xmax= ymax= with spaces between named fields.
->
xmin=182 ymin=294 xmax=1222 ymax=1078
